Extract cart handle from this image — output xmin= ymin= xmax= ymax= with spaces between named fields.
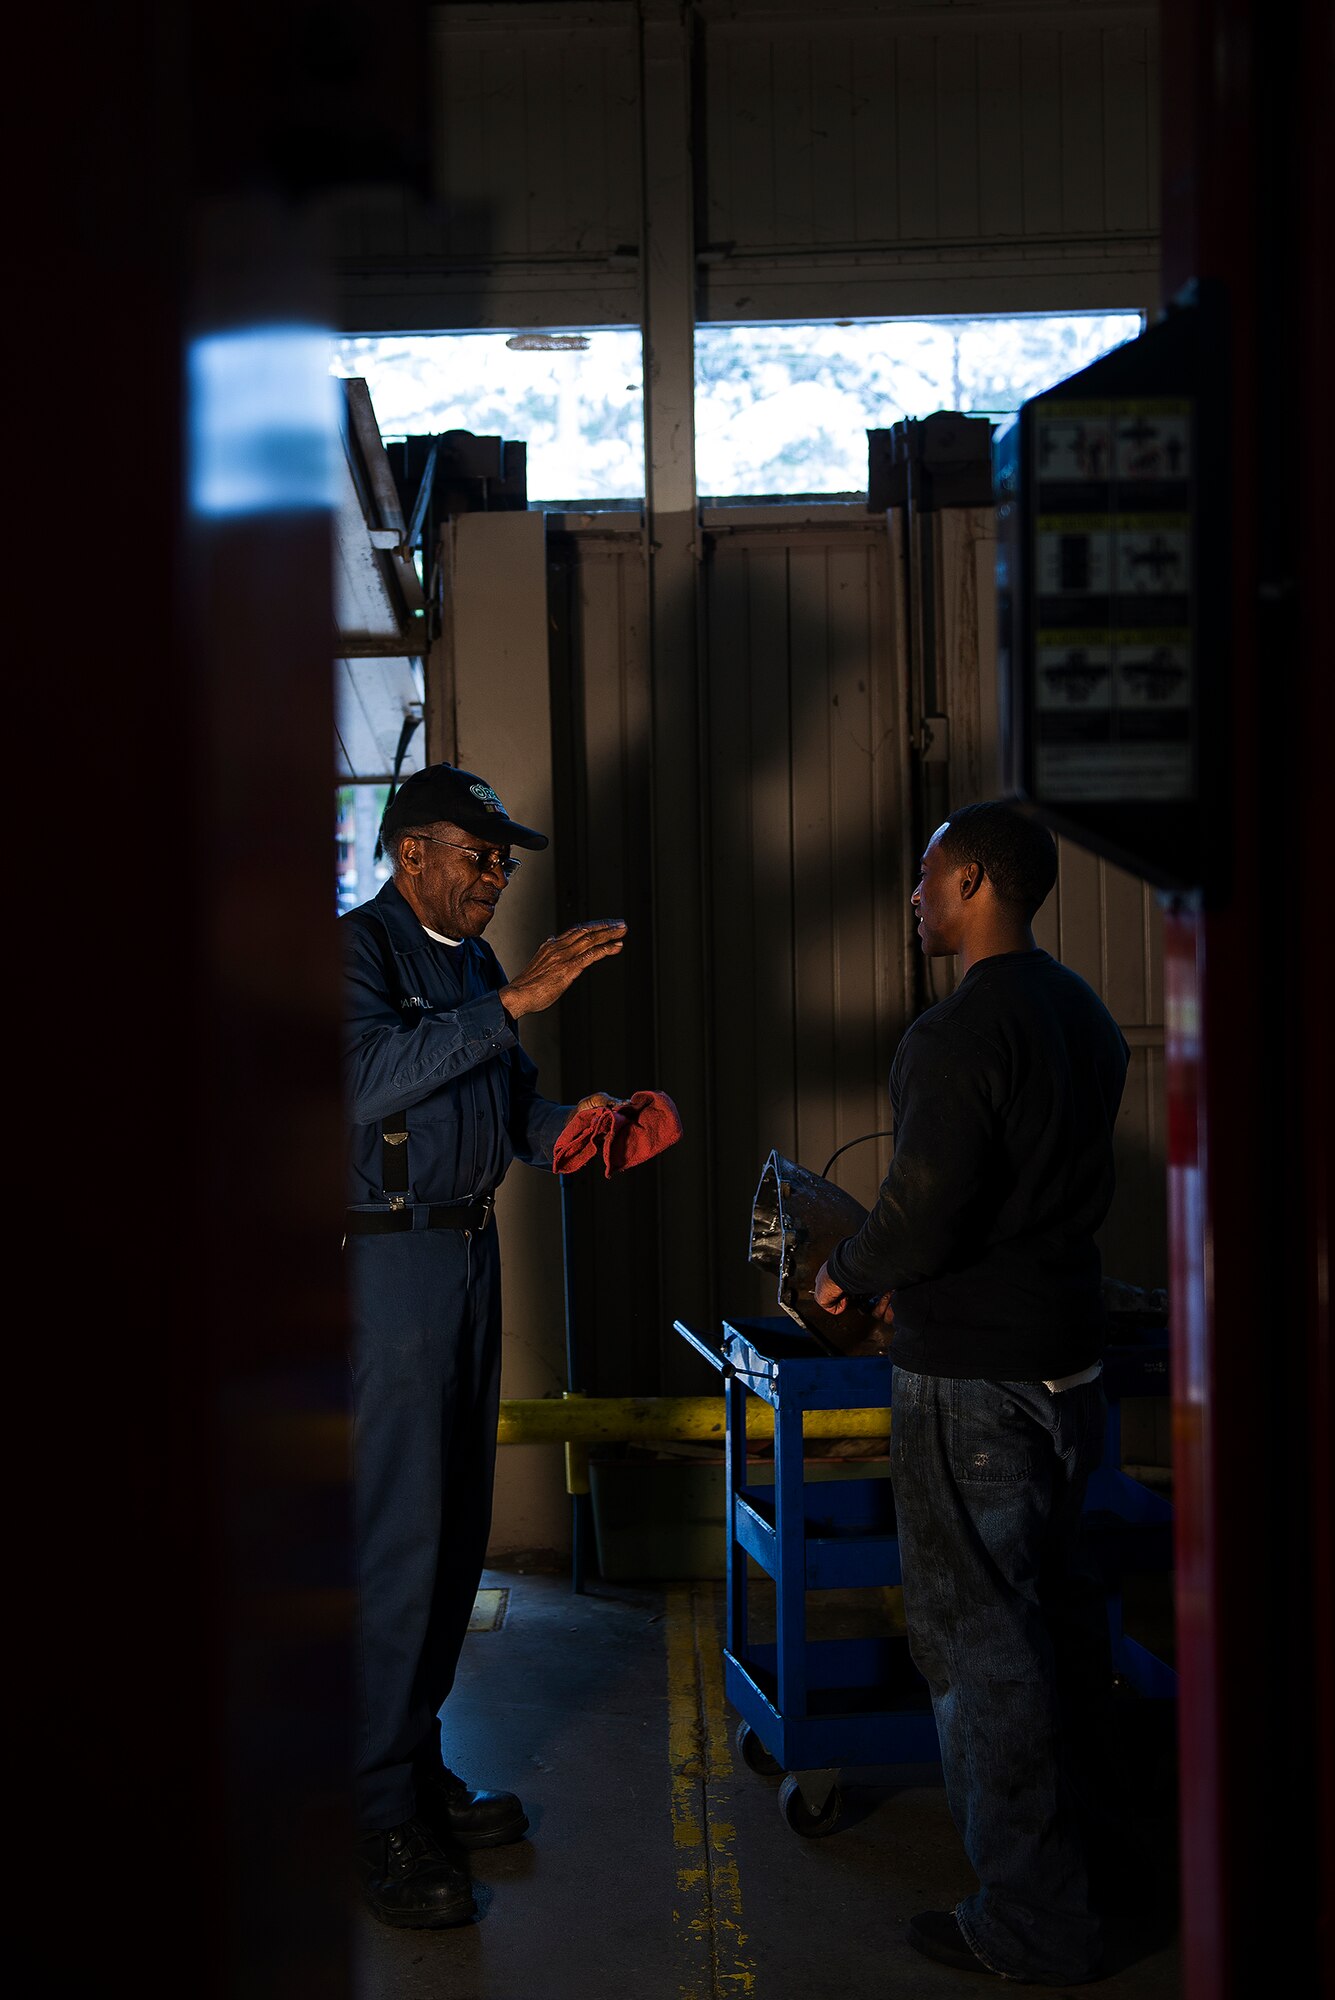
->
xmin=673 ymin=1320 xmax=730 ymax=1375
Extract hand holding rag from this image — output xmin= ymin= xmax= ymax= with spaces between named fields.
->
xmin=553 ymin=1089 xmax=683 ymax=1177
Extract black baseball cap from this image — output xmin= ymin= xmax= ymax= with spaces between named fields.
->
xmin=379 ymin=762 xmax=549 ymax=850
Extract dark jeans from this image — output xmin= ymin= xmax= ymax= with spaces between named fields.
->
xmin=890 ymin=1364 xmax=1110 ymax=1984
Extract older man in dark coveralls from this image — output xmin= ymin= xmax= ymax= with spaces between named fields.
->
xmin=339 ymin=761 xmax=627 ymax=1929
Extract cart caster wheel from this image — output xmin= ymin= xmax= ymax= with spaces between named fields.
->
xmin=778 ymin=1772 xmax=843 ymax=1837
xmin=735 ymin=1721 xmax=783 ymax=1777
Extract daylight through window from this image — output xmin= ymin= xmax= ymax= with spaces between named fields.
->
xmin=329 ymin=312 xmax=1142 ymax=505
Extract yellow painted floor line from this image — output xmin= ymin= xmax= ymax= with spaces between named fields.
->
xmin=666 ymin=1582 xmax=757 ymax=2000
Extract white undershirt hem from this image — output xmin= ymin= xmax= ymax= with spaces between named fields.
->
xmin=1043 ymin=1359 xmax=1103 ymax=1394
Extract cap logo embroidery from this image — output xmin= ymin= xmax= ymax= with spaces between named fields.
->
xmin=469 ymin=781 xmax=504 ymax=813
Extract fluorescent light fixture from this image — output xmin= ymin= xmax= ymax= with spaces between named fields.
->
xmin=506 ymin=333 xmax=591 ymax=351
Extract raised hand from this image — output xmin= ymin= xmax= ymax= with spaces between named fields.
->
xmin=499 ymin=920 xmax=627 ymax=1019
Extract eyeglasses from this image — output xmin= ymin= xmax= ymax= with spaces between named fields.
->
xmin=412 ymin=832 xmax=521 ymax=881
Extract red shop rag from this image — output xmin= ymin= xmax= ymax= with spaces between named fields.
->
xmin=552 ymin=1089 xmax=683 ymax=1178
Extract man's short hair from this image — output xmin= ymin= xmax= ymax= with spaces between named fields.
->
xmin=936 ymin=801 xmax=1058 ymax=916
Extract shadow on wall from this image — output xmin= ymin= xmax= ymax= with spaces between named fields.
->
xmin=1102 ymin=1126 xmax=1170 ymax=1295
xmin=702 ymin=522 xmax=915 ymax=1340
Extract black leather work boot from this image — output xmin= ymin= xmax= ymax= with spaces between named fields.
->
xmin=416 ymin=1763 xmax=530 ymax=1850
xmin=357 ymin=1817 xmax=475 ymax=1928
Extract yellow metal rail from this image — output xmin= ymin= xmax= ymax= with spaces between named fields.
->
xmin=508 ymin=1392 xmax=891 ymax=1497
xmin=496 ymin=1391 xmax=889 ymax=1446
xmin=248 ymin=1392 xmax=890 ymax=1494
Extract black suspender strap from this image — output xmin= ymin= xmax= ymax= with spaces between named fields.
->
xmin=382 ymin=1113 xmax=409 ymax=1208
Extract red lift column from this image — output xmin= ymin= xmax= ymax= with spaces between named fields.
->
xmin=1161 ymin=5 xmax=1332 ymax=1997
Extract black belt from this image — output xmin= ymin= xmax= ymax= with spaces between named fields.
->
xmin=345 ymin=1196 xmax=495 ymax=1235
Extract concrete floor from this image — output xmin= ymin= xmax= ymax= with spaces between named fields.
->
xmin=351 ymin=1560 xmax=1181 ymax=2000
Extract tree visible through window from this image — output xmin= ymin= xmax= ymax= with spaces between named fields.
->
xmin=329 ymin=311 xmax=1142 ymax=503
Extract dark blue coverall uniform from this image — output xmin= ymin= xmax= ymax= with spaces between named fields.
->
xmin=339 ymin=878 xmax=572 ymax=1834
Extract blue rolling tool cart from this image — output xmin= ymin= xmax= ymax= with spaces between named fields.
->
xmin=675 ymin=1313 xmax=936 ymax=1837
xmin=675 ymin=1313 xmax=1176 ymax=1837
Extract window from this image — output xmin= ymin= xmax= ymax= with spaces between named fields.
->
xmin=694 ymin=313 xmax=1144 ymax=497
xmin=330 ymin=312 xmax=1141 ymax=505
xmin=336 ymin=783 xmax=391 ymax=916
xmin=330 ymin=330 xmax=645 ymax=503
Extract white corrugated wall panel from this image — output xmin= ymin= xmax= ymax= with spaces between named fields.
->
xmin=543 ymin=520 xmax=660 ymax=1395
xmin=331 ymin=1 xmax=1159 ymax=330
xmin=704 ymin=510 xmax=912 ymax=1322
xmin=436 ymin=7 xmax=640 ymax=260
xmin=700 ymin=3 xmax=1158 ymax=249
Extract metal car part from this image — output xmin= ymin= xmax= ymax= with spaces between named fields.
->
xmin=748 ymin=1150 xmax=889 ymax=1357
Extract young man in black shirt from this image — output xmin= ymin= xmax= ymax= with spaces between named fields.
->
xmin=815 ymin=800 xmax=1129 ymax=1988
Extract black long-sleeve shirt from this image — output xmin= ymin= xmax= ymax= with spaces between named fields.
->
xmin=826 ymin=949 xmax=1130 ymax=1379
